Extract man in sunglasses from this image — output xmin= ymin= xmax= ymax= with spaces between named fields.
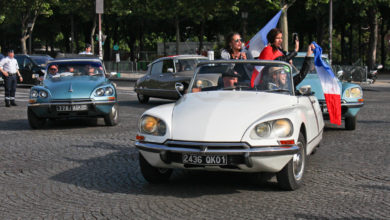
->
xmin=48 ymin=64 xmax=59 ymax=76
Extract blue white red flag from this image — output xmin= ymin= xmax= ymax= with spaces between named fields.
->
xmin=312 ymin=42 xmax=341 ymax=125
xmin=244 ymin=9 xmax=282 ymax=59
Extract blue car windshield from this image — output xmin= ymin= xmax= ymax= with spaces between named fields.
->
xmin=292 ymin=56 xmax=330 ymax=74
xmin=46 ymin=61 xmax=104 ymax=78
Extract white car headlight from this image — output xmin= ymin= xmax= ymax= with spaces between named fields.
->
xmin=140 ymin=115 xmax=167 ymax=136
xmin=39 ymin=90 xmax=48 ymax=98
xmin=345 ymin=87 xmax=362 ymax=98
xmin=31 ymin=90 xmax=39 ymax=98
xmin=251 ymin=119 xmax=293 ymax=139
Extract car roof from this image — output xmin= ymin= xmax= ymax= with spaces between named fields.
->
xmin=152 ymin=54 xmax=208 ymax=63
xmin=47 ymin=58 xmax=102 ymax=64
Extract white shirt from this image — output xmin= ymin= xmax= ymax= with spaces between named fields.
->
xmin=0 ymin=56 xmax=19 ymax=73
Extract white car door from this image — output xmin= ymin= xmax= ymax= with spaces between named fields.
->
xmin=298 ymin=96 xmax=323 ymax=143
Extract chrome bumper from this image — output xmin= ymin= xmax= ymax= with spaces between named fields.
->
xmin=28 ymin=100 xmax=116 ymax=107
xmin=319 ymin=101 xmax=364 ymax=108
xmin=135 ymin=141 xmax=299 ymax=157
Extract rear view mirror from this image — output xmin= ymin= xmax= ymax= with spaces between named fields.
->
xmin=337 ymin=70 xmax=343 ymax=78
xmin=299 ymin=85 xmax=313 ymax=96
xmin=32 ymin=73 xmax=40 ymax=79
xmin=175 ymin=82 xmax=184 ymax=97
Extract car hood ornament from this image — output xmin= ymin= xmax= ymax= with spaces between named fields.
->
xmin=68 ymin=83 xmax=73 ymax=92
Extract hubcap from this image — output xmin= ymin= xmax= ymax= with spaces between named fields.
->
xmin=112 ymin=105 xmax=118 ymax=121
xmin=293 ymin=142 xmax=305 ymax=181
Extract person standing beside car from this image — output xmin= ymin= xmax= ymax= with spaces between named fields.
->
xmin=79 ymin=43 xmax=93 ymax=55
xmin=0 ymin=50 xmax=23 ymax=107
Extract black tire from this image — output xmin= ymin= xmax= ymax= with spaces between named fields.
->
xmin=139 ymin=153 xmax=172 ymax=183
xmin=27 ymin=108 xmax=46 ymax=129
xmin=137 ymin=93 xmax=150 ymax=104
xmin=345 ymin=116 xmax=356 ymax=130
xmin=104 ymin=104 xmax=119 ymax=126
xmin=277 ymin=132 xmax=306 ymax=190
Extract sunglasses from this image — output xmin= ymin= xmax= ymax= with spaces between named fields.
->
xmin=49 ymin=68 xmax=57 ymax=71
xmin=233 ymin=38 xmax=243 ymax=43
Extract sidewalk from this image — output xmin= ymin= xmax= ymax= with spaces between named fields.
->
xmin=109 ymin=72 xmax=146 ymax=82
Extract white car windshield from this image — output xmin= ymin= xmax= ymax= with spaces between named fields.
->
xmin=46 ymin=61 xmax=104 ymax=79
xmin=190 ymin=61 xmax=293 ymax=94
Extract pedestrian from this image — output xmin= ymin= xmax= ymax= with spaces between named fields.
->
xmin=79 ymin=43 xmax=93 ymax=55
xmin=0 ymin=50 xmax=23 ymax=107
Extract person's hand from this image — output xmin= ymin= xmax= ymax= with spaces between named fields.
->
xmin=19 ymin=75 xmax=23 ymax=82
xmin=307 ymin=44 xmax=315 ymax=56
xmin=240 ymin=52 xmax=247 ymax=60
xmin=295 ymin=38 xmax=300 ymax=52
xmin=2 ymin=71 xmax=9 ymax=77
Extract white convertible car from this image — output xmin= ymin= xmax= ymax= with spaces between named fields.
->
xmin=135 ymin=60 xmax=324 ymax=190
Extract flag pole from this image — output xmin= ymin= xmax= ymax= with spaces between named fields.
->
xmin=329 ymin=0 xmax=333 ymax=65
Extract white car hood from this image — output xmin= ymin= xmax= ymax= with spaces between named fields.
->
xmin=171 ymin=91 xmax=296 ymax=142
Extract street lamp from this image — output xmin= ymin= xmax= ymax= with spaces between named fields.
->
xmin=28 ymin=22 xmax=33 ymax=54
xmin=241 ymin=11 xmax=248 ymax=42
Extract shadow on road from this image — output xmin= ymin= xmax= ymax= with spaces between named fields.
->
xmin=50 ymin=141 xmax=284 ymax=197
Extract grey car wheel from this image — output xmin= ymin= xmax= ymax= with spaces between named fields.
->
xmin=276 ymin=132 xmax=306 ymax=190
xmin=137 ymin=93 xmax=150 ymax=104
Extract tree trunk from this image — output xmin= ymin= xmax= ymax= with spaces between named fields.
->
xmin=198 ymin=20 xmax=205 ymax=55
xmin=280 ymin=7 xmax=288 ymax=51
xmin=349 ymin=23 xmax=353 ymax=65
xmin=367 ymin=6 xmax=378 ymax=70
xmin=175 ymin=16 xmax=180 ymax=55
xmin=70 ymin=14 xmax=74 ymax=53
xmin=380 ymin=20 xmax=386 ymax=68
xmin=20 ymin=10 xmax=38 ymax=54
xmin=90 ymin=15 xmax=97 ymax=55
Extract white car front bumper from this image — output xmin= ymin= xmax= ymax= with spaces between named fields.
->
xmin=135 ymin=140 xmax=298 ymax=173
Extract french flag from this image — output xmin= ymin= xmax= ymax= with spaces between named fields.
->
xmin=312 ymin=42 xmax=342 ymax=125
xmin=245 ymin=10 xmax=282 ymax=87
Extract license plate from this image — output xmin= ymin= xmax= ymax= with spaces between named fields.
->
xmin=182 ymin=154 xmax=227 ymax=165
xmin=56 ymin=105 xmax=88 ymax=111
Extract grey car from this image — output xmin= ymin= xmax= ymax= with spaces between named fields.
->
xmin=134 ymin=55 xmax=208 ymax=103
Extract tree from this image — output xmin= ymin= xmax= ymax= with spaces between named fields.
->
xmin=3 ymin=0 xmax=57 ymax=54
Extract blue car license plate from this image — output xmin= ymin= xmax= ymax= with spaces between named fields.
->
xmin=56 ymin=105 xmax=88 ymax=111
xmin=182 ymin=154 xmax=227 ymax=165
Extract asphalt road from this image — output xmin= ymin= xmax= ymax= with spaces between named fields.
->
xmin=0 ymin=77 xmax=389 ymax=219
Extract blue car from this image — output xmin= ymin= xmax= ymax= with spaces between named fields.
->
xmin=294 ymin=53 xmax=364 ymax=130
xmin=27 ymin=58 xmax=118 ymax=129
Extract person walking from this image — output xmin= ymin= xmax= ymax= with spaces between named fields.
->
xmin=79 ymin=43 xmax=93 ymax=55
xmin=0 ymin=50 xmax=23 ymax=107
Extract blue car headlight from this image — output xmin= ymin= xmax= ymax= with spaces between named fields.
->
xmin=31 ymin=90 xmax=39 ymax=98
xmin=95 ymin=86 xmax=114 ymax=96
xmin=250 ymin=119 xmax=293 ymax=139
xmin=39 ymin=90 xmax=48 ymax=98
xmin=345 ymin=87 xmax=362 ymax=98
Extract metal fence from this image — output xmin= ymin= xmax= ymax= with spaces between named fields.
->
xmin=104 ymin=61 xmax=150 ymax=73
xmin=333 ymin=65 xmax=368 ymax=82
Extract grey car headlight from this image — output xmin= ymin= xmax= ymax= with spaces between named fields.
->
xmin=139 ymin=115 xmax=167 ymax=136
xmin=251 ymin=119 xmax=293 ymax=139
xmin=196 ymin=79 xmax=213 ymax=88
xmin=345 ymin=87 xmax=362 ymax=98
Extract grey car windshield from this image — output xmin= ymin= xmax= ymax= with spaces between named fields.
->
xmin=175 ymin=59 xmax=201 ymax=72
xmin=190 ymin=62 xmax=293 ymax=94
